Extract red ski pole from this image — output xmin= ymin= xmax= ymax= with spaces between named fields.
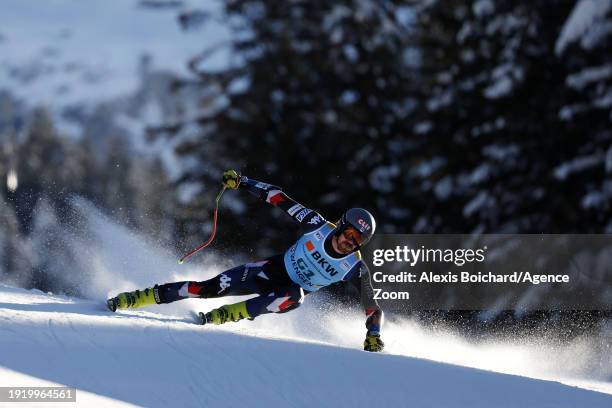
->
xmin=178 ymin=186 xmax=227 ymax=264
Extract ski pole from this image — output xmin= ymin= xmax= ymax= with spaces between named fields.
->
xmin=178 ymin=185 xmax=227 ymax=264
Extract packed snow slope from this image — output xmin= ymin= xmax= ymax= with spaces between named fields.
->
xmin=0 ymin=285 xmax=610 ymax=408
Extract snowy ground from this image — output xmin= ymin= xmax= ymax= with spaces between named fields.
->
xmin=0 ymin=285 xmax=611 ymax=408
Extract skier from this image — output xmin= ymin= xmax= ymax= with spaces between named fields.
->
xmin=107 ymin=170 xmax=385 ymax=352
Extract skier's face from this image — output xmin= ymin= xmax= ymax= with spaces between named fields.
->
xmin=336 ymin=226 xmax=362 ymax=254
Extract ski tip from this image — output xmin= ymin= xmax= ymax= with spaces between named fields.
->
xmin=177 ymin=259 xmax=184 ymax=265
xmin=197 ymin=311 xmax=207 ymax=325
xmin=106 ymin=298 xmax=118 ymax=313
xmin=191 ymin=311 xmax=206 ymax=325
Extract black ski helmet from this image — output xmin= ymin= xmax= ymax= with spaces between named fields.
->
xmin=335 ymin=208 xmax=376 ymax=247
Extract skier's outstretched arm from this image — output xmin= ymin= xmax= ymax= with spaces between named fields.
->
xmin=223 ymin=170 xmax=327 ymax=230
xmin=355 ymin=262 xmax=385 ymax=352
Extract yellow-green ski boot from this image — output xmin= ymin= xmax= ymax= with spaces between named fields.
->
xmin=107 ymin=287 xmax=158 ymax=312
xmin=198 ymin=301 xmax=251 ymax=325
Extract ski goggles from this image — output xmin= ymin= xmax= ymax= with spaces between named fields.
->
xmin=343 ymin=226 xmax=365 ymax=246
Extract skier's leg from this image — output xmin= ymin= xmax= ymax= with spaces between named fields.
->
xmin=201 ymin=285 xmax=305 ymax=325
xmin=108 ymin=259 xmax=277 ymax=311
xmin=155 ymin=259 xmax=276 ymax=304
xmin=245 ymin=286 xmax=305 ymax=317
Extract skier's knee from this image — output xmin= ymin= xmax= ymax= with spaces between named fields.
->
xmin=273 ymin=288 xmax=305 ymax=314
xmin=243 ymin=287 xmax=304 ymax=318
xmin=276 ymin=301 xmax=301 ymax=314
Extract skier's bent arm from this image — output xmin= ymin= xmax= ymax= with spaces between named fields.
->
xmin=359 ymin=263 xmax=384 ymax=333
xmin=236 ymin=174 xmax=327 ymax=229
xmin=354 ymin=263 xmax=385 ymax=352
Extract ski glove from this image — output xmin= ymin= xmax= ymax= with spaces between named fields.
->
xmin=364 ymin=332 xmax=384 ymax=352
xmin=222 ymin=170 xmax=241 ymax=189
